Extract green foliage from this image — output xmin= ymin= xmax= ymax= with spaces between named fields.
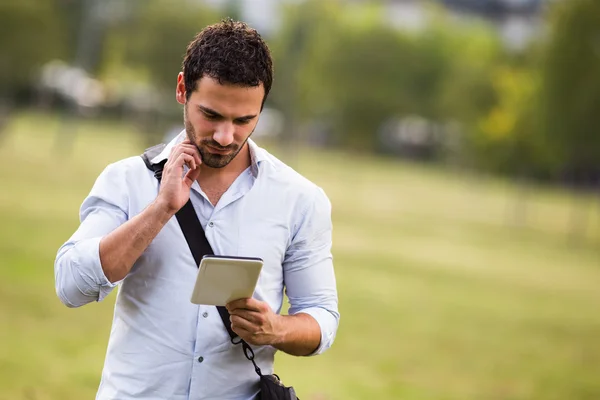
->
xmin=469 ymin=0 xmax=600 ymax=179
xmin=437 ymin=22 xmax=503 ymax=129
xmin=539 ymin=0 xmax=600 ymax=175
xmin=120 ymin=0 xmax=219 ymax=93
xmin=267 ymin=0 xmax=340 ymax=142
xmin=269 ymin=0 xmax=600 ymax=178
xmin=271 ymin=1 xmax=501 ymax=151
xmin=1 ymin=0 xmax=598 ymax=182
xmin=0 ymin=0 xmax=66 ymax=93
xmin=472 ymin=66 xmax=545 ymax=176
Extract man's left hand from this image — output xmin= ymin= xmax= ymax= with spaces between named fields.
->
xmin=226 ymin=298 xmax=283 ymax=346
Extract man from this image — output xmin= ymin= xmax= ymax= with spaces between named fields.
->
xmin=54 ymin=19 xmax=339 ymax=400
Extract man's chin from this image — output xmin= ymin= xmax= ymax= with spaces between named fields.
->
xmin=201 ymin=154 xmax=233 ymax=169
xmin=199 ymin=145 xmax=241 ymax=168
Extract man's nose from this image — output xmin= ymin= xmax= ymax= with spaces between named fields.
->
xmin=213 ymin=122 xmax=235 ymax=147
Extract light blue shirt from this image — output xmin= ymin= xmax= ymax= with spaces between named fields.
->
xmin=54 ymin=131 xmax=340 ymax=400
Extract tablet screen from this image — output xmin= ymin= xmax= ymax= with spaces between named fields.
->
xmin=190 ymin=255 xmax=264 ymax=306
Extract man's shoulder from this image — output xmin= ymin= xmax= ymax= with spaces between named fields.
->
xmin=256 ymin=148 xmax=332 ymax=217
xmin=92 ymin=154 xmax=152 ymax=190
xmin=259 ymin=148 xmax=325 ymax=197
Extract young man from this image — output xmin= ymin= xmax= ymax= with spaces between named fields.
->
xmin=54 ymin=20 xmax=339 ymax=400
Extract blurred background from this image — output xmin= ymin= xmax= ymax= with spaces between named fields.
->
xmin=1 ymin=0 xmax=599 ymax=399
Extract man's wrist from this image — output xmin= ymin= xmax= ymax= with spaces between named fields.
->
xmin=149 ymin=198 xmax=177 ymax=224
xmin=271 ymin=314 xmax=288 ymax=347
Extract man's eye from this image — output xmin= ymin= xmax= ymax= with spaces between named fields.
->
xmin=235 ymin=119 xmax=251 ymax=125
xmin=204 ymin=113 xmax=219 ymax=120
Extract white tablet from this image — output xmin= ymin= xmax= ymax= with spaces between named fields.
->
xmin=190 ymin=255 xmax=264 ymax=306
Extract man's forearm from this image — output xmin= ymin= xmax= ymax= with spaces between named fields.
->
xmin=99 ymin=200 xmax=174 ymax=283
xmin=273 ymin=313 xmax=321 ymax=356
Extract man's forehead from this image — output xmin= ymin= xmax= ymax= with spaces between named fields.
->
xmin=190 ymin=77 xmax=264 ymax=115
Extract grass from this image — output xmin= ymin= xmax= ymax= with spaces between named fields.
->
xmin=1 ymin=110 xmax=599 ymax=400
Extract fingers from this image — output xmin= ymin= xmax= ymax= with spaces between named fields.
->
xmin=175 ymin=153 xmax=197 ymax=170
xmin=226 ymin=298 xmax=265 ymax=313
xmin=180 ymin=145 xmax=203 ymax=168
xmin=230 ymin=315 xmax=256 ymax=333
xmin=229 ymin=309 xmax=264 ymax=325
xmin=167 ymin=142 xmax=202 ymax=169
xmin=231 ymin=325 xmax=254 ymax=342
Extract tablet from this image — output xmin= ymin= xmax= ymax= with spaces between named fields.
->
xmin=190 ymin=255 xmax=264 ymax=306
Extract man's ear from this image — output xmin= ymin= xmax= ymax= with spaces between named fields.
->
xmin=176 ymin=72 xmax=186 ymax=105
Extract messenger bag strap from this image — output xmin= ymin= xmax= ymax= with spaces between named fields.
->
xmin=140 ymin=146 xmax=263 ymax=377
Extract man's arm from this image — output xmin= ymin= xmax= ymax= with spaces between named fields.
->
xmin=272 ymin=313 xmax=321 ymax=356
xmin=228 ymin=186 xmax=340 ymax=356
xmin=100 ymin=141 xmax=201 ymax=282
xmin=55 ymin=141 xmax=202 ymax=306
xmin=98 ymin=200 xmax=173 ymax=283
xmin=227 ymin=299 xmax=321 ymax=356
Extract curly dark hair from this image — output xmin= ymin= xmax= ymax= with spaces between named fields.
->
xmin=182 ymin=19 xmax=273 ymax=107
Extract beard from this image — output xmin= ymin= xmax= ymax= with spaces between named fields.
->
xmin=184 ymin=105 xmax=249 ymax=169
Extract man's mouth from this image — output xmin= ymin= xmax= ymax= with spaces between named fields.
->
xmin=207 ymin=145 xmax=232 ymax=155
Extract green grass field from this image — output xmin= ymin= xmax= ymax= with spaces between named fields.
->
xmin=1 ymin=111 xmax=599 ymax=400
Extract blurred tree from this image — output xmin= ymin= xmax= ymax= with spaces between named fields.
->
xmin=121 ymin=0 xmax=219 ymax=94
xmin=539 ymin=0 xmax=600 ymax=182
xmin=323 ymin=24 xmax=443 ymax=150
xmin=273 ymin=1 xmax=454 ymax=151
xmin=54 ymin=0 xmax=86 ymax=63
xmin=537 ymin=0 xmax=600 ymax=241
xmin=271 ymin=1 xmax=518 ymax=156
xmin=0 ymin=0 xmax=66 ymax=97
xmin=474 ymin=67 xmax=547 ymax=176
xmin=436 ymin=19 xmax=504 ymax=169
xmin=0 ymin=0 xmax=66 ymax=134
xmin=268 ymin=0 xmax=339 ymax=156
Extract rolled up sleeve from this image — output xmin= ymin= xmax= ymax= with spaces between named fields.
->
xmin=54 ymin=162 xmax=130 ymax=308
xmin=283 ymin=186 xmax=339 ymax=356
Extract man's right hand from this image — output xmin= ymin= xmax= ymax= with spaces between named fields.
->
xmin=156 ymin=140 xmax=203 ymax=214
xmin=97 ymin=140 xmax=202 ymax=283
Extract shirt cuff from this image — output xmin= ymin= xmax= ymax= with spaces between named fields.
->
xmin=293 ymin=307 xmax=339 ymax=356
xmin=72 ymin=236 xmax=120 ymax=301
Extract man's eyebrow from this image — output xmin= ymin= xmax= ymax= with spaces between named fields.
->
xmin=197 ymin=105 xmax=256 ymax=121
xmin=198 ymin=105 xmax=222 ymax=117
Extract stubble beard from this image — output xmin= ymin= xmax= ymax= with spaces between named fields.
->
xmin=183 ymin=105 xmax=248 ymax=169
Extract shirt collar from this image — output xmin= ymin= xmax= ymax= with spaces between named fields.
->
xmin=150 ymin=130 xmax=270 ymax=178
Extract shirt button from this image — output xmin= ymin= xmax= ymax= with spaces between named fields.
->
xmin=208 ymin=222 xmax=214 ymax=227
xmin=198 ymin=356 xmax=204 ymax=363
xmin=202 ymin=312 xmax=208 ymax=318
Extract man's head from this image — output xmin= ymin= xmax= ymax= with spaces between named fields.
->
xmin=176 ymin=19 xmax=273 ymax=169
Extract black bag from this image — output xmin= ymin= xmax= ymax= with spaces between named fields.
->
xmin=141 ymin=145 xmax=299 ymax=400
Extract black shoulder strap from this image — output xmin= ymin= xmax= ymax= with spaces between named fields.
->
xmin=140 ymin=145 xmax=262 ymax=376
xmin=174 ymin=198 xmax=239 ymax=342
xmin=141 ymin=143 xmax=167 ymax=180
xmin=141 ymin=144 xmax=238 ymax=340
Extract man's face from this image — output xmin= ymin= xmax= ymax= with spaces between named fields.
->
xmin=177 ymin=74 xmax=264 ymax=168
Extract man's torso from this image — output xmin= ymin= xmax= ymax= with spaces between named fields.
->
xmin=96 ymin=145 xmax=314 ymax=400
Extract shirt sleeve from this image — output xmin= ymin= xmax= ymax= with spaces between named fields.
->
xmin=54 ymin=161 xmax=130 ymax=308
xmin=283 ymin=186 xmax=340 ymax=356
